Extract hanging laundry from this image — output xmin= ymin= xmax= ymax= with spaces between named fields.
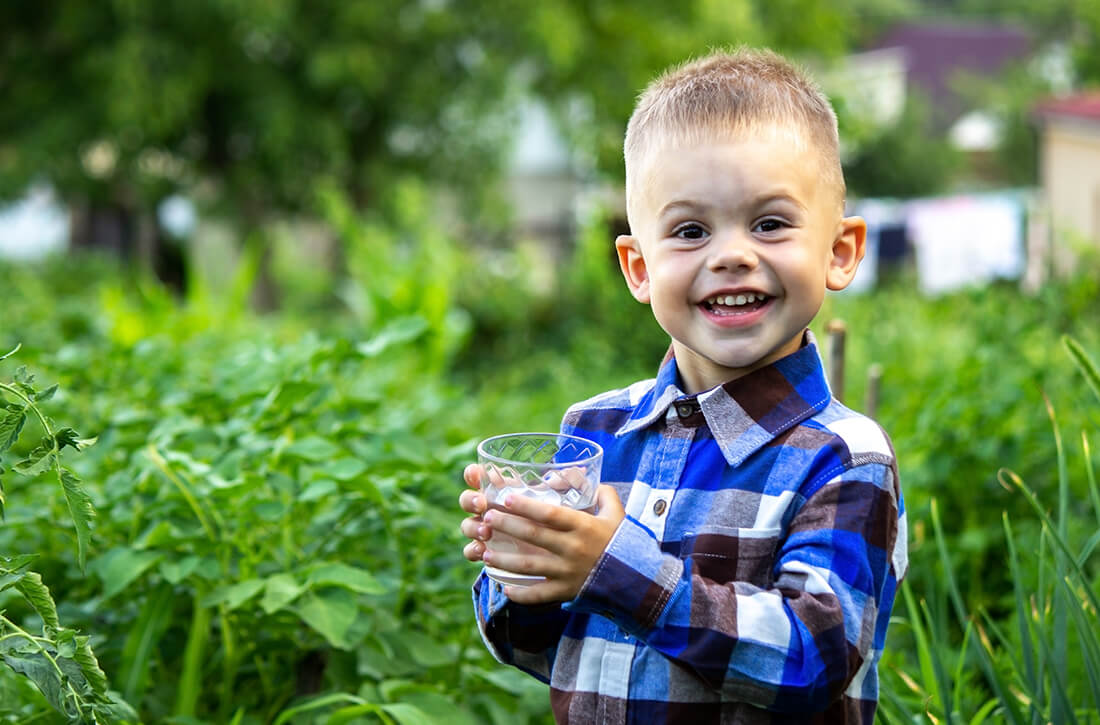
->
xmin=878 ymin=224 xmax=909 ymax=265
xmin=844 ymin=198 xmax=909 ymax=293
xmin=905 ymin=194 xmax=1025 ymax=295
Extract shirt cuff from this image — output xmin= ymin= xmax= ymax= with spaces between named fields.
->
xmin=473 ymin=570 xmax=512 ymax=617
xmin=568 ymin=515 xmax=682 ymax=633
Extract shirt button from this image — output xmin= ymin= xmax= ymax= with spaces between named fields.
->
xmin=675 ymin=403 xmax=693 ymax=418
xmin=652 ymin=499 xmax=667 ymax=516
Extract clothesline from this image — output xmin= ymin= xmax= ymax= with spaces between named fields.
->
xmin=844 ymin=189 xmax=1035 ymax=295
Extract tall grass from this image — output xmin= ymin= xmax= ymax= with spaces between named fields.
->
xmin=879 ymin=336 xmax=1100 ymax=723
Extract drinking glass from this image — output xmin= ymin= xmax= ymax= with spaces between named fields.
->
xmin=477 ymin=432 xmax=603 ymax=587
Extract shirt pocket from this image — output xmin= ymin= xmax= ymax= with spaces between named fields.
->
xmin=681 ymin=525 xmax=781 ymax=587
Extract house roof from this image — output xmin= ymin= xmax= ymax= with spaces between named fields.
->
xmin=1034 ymin=93 xmax=1100 ymax=124
xmin=872 ymin=21 xmax=1032 ymax=124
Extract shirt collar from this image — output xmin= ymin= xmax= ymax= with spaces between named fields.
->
xmin=615 ymin=330 xmax=833 ymax=466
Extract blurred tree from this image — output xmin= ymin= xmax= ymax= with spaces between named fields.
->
xmin=513 ymin=0 xmax=872 ymax=181
xmin=941 ymin=0 xmax=1100 ymax=83
xmin=842 ymin=93 xmax=964 ymax=197
xmin=0 ymin=1 xmax=523 ymax=301
xmin=0 ymin=0 xmax=877 ymax=305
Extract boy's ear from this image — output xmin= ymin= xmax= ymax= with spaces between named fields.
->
xmin=825 ymin=216 xmax=868 ymax=291
xmin=615 ymin=234 xmax=651 ymax=303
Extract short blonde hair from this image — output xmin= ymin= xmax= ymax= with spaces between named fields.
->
xmin=624 ymin=47 xmax=845 ymax=226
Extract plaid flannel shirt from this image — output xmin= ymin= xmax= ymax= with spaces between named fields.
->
xmin=473 ymin=331 xmax=907 ymax=723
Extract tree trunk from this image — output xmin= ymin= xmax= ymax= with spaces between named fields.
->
xmin=69 ymin=199 xmax=187 ymax=294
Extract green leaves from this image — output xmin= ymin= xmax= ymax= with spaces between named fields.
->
xmin=293 ymin=589 xmax=359 ymax=650
xmin=284 ymin=435 xmax=343 ymax=461
xmin=194 ymin=564 xmax=390 ymax=649
xmin=59 ymin=468 xmax=96 ymax=573
xmin=306 ymin=562 xmax=386 ymax=595
xmin=0 ymin=572 xmax=134 ymax=722
xmin=260 ymin=573 xmax=305 ymax=614
xmin=0 ymin=554 xmax=37 ymax=591
xmin=1 ymin=366 xmax=99 ymax=572
xmin=13 ymin=571 xmax=60 ymax=630
xmin=881 ymin=339 xmax=1100 ymax=722
xmin=0 ymin=627 xmax=137 ymax=723
xmin=0 ymin=404 xmax=26 ymax=453
xmin=356 ymin=315 xmax=429 ymax=358
xmin=0 ymin=343 xmax=21 ymax=362
xmin=0 ymin=275 xmax=584 ymax=722
xmin=1065 ymin=335 xmax=1100 ymax=406
xmin=11 ymin=436 xmax=56 ymax=476
xmin=91 ymin=548 xmax=163 ymax=600
xmin=201 ymin=578 xmax=265 ymax=611
xmin=0 ymin=359 xmax=123 ymax=725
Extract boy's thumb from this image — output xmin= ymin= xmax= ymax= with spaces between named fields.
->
xmin=595 ymin=484 xmax=624 ymax=518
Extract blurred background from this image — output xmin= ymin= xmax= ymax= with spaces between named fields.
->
xmin=2 ymin=1 xmax=1100 ymax=723
xmin=2 ymin=0 xmax=1099 ymax=301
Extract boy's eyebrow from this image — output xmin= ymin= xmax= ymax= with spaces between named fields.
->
xmin=756 ymin=192 xmax=809 ymax=212
xmin=657 ymin=199 xmax=708 ymax=219
xmin=657 ymin=192 xmax=808 ymax=220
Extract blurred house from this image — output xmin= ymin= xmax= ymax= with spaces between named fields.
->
xmin=505 ymin=99 xmax=585 ymax=247
xmin=829 ymin=46 xmax=909 ymax=131
xmin=871 ymin=22 xmax=1032 ymax=131
xmin=828 ymin=22 xmax=1035 ymax=158
xmin=825 ymin=23 xmax=1049 ymax=294
xmin=1035 ymin=93 xmax=1100 ymax=250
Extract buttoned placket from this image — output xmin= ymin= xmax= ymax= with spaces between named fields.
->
xmin=602 ymin=401 xmax=698 ymax=714
xmin=629 ymin=402 xmax=698 ymax=539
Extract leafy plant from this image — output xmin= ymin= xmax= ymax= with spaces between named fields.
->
xmin=2 ymin=235 xmax=1099 ymax=724
xmin=0 ymin=344 xmax=136 ymax=723
xmin=880 ymin=336 xmax=1100 ymax=721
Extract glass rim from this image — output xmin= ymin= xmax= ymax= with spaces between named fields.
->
xmin=476 ymin=432 xmax=603 ymax=468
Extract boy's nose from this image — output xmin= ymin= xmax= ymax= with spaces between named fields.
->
xmin=706 ymin=232 xmax=759 ymax=272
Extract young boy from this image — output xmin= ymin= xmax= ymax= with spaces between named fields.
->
xmin=458 ymin=47 xmax=907 ymax=723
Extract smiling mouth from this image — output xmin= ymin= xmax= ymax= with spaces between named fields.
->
xmin=702 ymin=292 xmax=771 ymax=315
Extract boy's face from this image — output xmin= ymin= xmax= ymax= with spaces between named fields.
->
xmin=616 ymin=124 xmax=866 ymax=394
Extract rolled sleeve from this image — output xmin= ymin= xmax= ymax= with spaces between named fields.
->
xmin=472 ymin=571 xmax=570 ymax=683
xmin=567 ymin=515 xmax=683 ymax=633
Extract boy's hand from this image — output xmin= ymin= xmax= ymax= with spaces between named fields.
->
xmin=458 ymin=464 xmax=491 ymax=563
xmin=480 ymin=484 xmax=625 ymax=605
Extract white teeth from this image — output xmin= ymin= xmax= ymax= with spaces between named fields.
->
xmin=708 ymin=293 xmax=763 ymax=306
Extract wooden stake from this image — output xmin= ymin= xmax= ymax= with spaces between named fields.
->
xmin=826 ymin=319 xmax=846 ymax=404
xmin=866 ymin=363 xmax=883 ymax=419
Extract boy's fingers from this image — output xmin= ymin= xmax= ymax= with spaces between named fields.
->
xmin=460 ymin=516 xmax=490 ymax=542
xmin=482 ymin=545 xmax=560 ymax=578
xmin=484 ymin=508 xmax=547 ymax=546
xmin=503 ymin=580 xmax=570 ymax=605
xmin=459 ymin=489 xmax=486 ymax=514
xmin=463 ymin=540 xmax=485 ymax=562
xmin=463 ymin=463 xmax=483 ymax=489
xmin=496 ymin=494 xmax=573 ymax=531
xmin=544 ymin=466 xmax=589 ymax=493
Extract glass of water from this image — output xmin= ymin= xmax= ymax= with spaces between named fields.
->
xmin=477 ymin=432 xmax=603 ymax=587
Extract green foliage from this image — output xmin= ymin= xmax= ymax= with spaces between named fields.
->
xmin=0 ymin=257 xmax=551 ymax=723
xmin=879 ymin=339 xmax=1100 ymax=722
xmin=0 ymin=355 xmax=137 ymax=722
xmin=842 ymin=93 xmax=965 ymax=198
xmin=0 ymin=0 xmax=523 ymax=210
xmin=2 ymin=209 xmax=1100 ymax=722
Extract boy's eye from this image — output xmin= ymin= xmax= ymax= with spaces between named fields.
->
xmin=674 ymin=223 xmax=707 ymax=240
xmin=754 ymin=218 xmax=786 ymax=233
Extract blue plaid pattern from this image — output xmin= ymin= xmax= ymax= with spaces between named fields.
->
xmin=473 ymin=332 xmax=907 ymax=723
